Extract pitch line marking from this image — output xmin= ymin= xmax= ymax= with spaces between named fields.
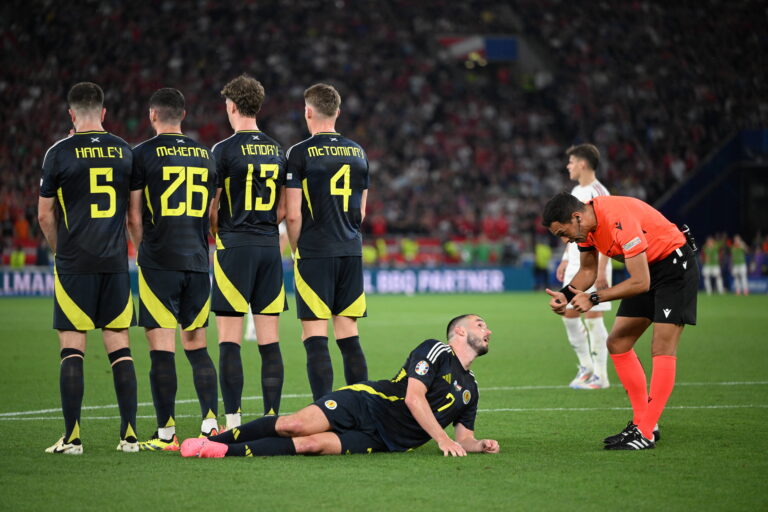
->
xmin=2 ymin=404 xmax=767 ymax=422
xmin=1 ymin=380 xmax=766 ymax=418
xmin=5 ymin=379 xmax=765 ymax=418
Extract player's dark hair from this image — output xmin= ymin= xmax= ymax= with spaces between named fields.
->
xmin=149 ymin=88 xmax=185 ymax=123
xmin=542 ymin=193 xmax=586 ymax=227
xmin=446 ymin=314 xmax=476 ymax=340
xmin=304 ymin=83 xmax=341 ymax=117
xmin=67 ymin=82 xmax=104 ymax=112
xmin=566 ymin=144 xmax=600 ymax=172
xmin=221 ymin=74 xmax=265 ymax=118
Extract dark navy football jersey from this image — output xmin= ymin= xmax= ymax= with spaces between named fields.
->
xmin=285 ymin=132 xmax=369 ymax=258
xmin=211 ymin=130 xmax=286 ymax=248
xmin=345 ymin=339 xmax=479 ymax=452
xmin=130 ymin=133 xmax=216 ymax=272
xmin=40 ymin=131 xmax=133 ymax=274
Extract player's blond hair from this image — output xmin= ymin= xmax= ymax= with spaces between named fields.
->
xmin=304 ymin=83 xmax=341 ymax=117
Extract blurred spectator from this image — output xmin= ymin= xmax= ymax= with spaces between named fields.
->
xmin=10 ymin=245 xmax=25 ymax=268
xmin=533 ymin=238 xmax=552 ymax=290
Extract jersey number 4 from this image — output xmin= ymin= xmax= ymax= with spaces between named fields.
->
xmin=245 ymin=163 xmax=278 ymax=211
xmin=160 ymin=166 xmax=209 ymax=217
xmin=330 ymin=164 xmax=352 ymax=212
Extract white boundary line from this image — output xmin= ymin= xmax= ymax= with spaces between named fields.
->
xmin=2 ymin=404 xmax=767 ymax=422
xmin=1 ymin=381 xmax=766 ymax=421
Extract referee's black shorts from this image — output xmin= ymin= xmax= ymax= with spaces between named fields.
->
xmin=617 ymin=244 xmax=698 ymax=325
xmin=314 ymin=389 xmax=388 ymax=454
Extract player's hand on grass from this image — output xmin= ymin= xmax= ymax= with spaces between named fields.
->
xmin=439 ymin=439 xmax=467 ymax=457
xmin=545 ymin=288 xmax=567 ymax=315
xmin=480 ymin=439 xmax=500 ymax=454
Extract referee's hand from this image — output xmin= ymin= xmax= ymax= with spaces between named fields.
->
xmin=545 ymin=289 xmax=567 ymax=315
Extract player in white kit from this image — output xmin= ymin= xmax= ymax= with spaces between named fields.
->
xmin=555 ymin=144 xmax=612 ymax=389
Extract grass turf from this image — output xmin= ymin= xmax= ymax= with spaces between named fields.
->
xmin=1 ymin=293 xmax=767 ymax=511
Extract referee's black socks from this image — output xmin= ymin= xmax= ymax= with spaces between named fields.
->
xmin=108 ymin=348 xmax=137 ymax=441
xmin=258 ymin=342 xmax=284 ymax=415
xmin=218 ymin=342 xmax=243 ymax=416
xmin=149 ymin=350 xmax=177 ymax=431
xmin=184 ymin=347 xmax=218 ymax=420
xmin=303 ymin=336 xmax=333 ymax=400
xmin=60 ymin=348 xmax=84 ymax=444
xmin=337 ymin=335 xmax=368 ymax=384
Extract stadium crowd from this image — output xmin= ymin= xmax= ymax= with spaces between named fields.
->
xmin=1 ymin=0 xmax=765 ymax=265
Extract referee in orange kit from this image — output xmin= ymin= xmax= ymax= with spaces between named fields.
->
xmin=542 ymin=192 xmax=698 ymax=450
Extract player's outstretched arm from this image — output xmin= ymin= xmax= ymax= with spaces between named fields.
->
xmin=454 ymin=423 xmax=499 ymax=454
xmin=404 ymin=378 xmax=467 ymax=457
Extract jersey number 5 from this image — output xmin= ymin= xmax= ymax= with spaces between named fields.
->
xmin=330 ymin=164 xmax=352 ymax=212
xmin=245 ymin=163 xmax=278 ymax=211
xmin=90 ymin=167 xmax=116 ymax=218
xmin=160 ymin=166 xmax=209 ymax=217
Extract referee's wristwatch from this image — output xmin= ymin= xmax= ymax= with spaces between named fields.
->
xmin=589 ymin=292 xmax=600 ymax=305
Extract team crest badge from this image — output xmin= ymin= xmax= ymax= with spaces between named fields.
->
xmin=324 ymin=400 xmax=337 ymax=410
xmin=414 ymin=360 xmax=430 ymax=375
xmin=462 ymin=390 xmax=471 ymax=404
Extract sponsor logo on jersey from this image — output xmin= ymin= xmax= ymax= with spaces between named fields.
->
xmin=462 ymin=390 xmax=471 ymax=404
xmin=623 ymin=236 xmax=641 ymax=251
xmin=453 ymin=380 xmax=463 ymax=392
xmin=324 ymin=400 xmax=337 ymax=410
xmin=414 ymin=360 xmax=429 ymax=376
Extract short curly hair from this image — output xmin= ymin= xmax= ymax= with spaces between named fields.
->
xmin=221 ymin=74 xmax=265 ymax=118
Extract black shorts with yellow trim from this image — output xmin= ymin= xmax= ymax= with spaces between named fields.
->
xmin=314 ymin=389 xmax=388 ymax=454
xmin=211 ymin=245 xmax=287 ymax=316
xmin=53 ymin=270 xmax=135 ymax=331
xmin=616 ymin=244 xmax=699 ymax=325
xmin=137 ymin=266 xmax=210 ymax=330
xmin=294 ymin=255 xmax=366 ymax=320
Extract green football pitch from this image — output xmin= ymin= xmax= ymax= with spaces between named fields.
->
xmin=1 ymin=293 xmax=766 ymax=511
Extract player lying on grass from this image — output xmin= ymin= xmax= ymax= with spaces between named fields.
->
xmin=180 ymin=314 xmax=500 ymax=457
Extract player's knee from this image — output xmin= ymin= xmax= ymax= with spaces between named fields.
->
xmin=276 ymin=415 xmax=306 ymax=437
xmin=293 ymin=436 xmax=324 ymax=455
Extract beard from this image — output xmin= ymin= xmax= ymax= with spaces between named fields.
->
xmin=467 ymin=332 xmax=489 ymax=356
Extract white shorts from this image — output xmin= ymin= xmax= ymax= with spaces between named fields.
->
xmin=563 ymin=264 xmax=612 ymax=312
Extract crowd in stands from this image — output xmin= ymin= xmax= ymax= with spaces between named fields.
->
xmin=1 ymin=1 xmax=765 ymax=267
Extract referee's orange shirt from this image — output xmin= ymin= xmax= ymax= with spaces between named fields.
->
xmin=577 ymin=196 xmax=686 ymax=264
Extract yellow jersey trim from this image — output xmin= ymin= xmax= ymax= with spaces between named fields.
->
xmin=54 ymin=266 xmax=94 ymax=330
xmin=338 ymin=293 xmax=366 ymax=317
xmin=144 ymin=186 xmax=155 ymax=225
xmin=224 ymin=177 xmax=233 ymax=217
xmin=215 ymin=233 xmax=225 ymax=250
xmin=183 ymin=296 xmax=210 ymax=331
xmin=138 ymin=267 xmax=177 ymax=328
xmin=301 ymin=178 xmax=314 ymax=220
xmin=259 ymin=284 xmax=286 ymax=314
xmin=56 ymin=188 xmax=69 ymax=230
xmin=213 ymin=251 xmax=248 ymax=312
xmin=340 ymin=383 xmax=403 ymax=402
xmin=294 ymin=259 xmax=331 ymax=319
xmin=105 ymin=291 xmax=134 ymax=329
